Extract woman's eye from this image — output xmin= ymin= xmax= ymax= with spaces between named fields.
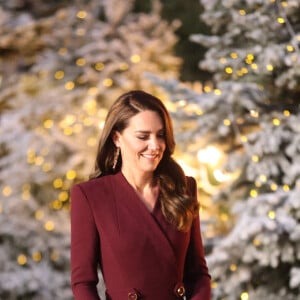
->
xmin=137 ymin=135 xmax=148 ymax=140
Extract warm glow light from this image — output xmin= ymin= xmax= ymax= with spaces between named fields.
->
xmin=225 ymin=67 xmax=233 ymax=74
xmin=76 ymin=10 xmax=87 ymax=19
xmin=95 ymin=62 xmax=104 ymax=71
xmin=268 ymin=210 xmax=276 ymax=219
xmin=230 ymin=52 xmax=238 ymax=59
xmin=253 ymin=238 xmax=261 ymax=246
xmin=17 ymin=254 xmax=27 ymax=266
xmin=32 ymin=252 xmax=42 ymax=262
xmin=277 ymin=17 xmax=285 ymax=24
xmin=270 ymin=183 xmax=278 ymax=191
xmin=230 ymin=264 xmax=237 ymax=271
xmin=250 ymin=189 xmax=258 ymax=197
xmin=130 ymin=54 xmax=141 ymax=63
xmin=241 ymin=291 xmax=249 ymax=300
xmin=214 ymin=89 xmax=221 ymax=95
xmin=198 ymin=146 xmax=222 ymax=167
xmin=283 ymin=184 xmax=290 ymax=191
xmin=66 ymin=170 xmax=77 ymax=180
xmin=54 ymin=70 xmax=65 ymax=80
xmin=35 ymin=210 xmax=44 ymax=220
xmin=223 ymin=119 xmax=231 ymax=126
xmin=272 ymin=118 xmax=281 ymax=126
xmin=266 ymin=64 xmax=273 ymax=71
xmin=283 ymin=110 xmax=290 ymax=116
xmin=43 ymin=119 xmax=53 ymax=129
xmin=76 ymin=58 xmax=86 ymax=66
xmin=53 ymin=178 xmax=63 ymax=189
xmin=286 ymin=45 xmax=294 ymax=52
xmin=102 ymin=78 xmax=113 ymax=87
xmin=219 ymin=57 xmax=227 ymax=64
xmin=65 ymin=81 xmax=75 ymax=90
xmin=239 ymin=10 xmax=246 ymax=15
xmin=44 ymin=221 xmax=55 ymax=231
xmin=2 ymin=185 xmax=12 ymax=197
xmin=252 ymin=155 xmax=259 ymax=162
xmin=58 ymin=191 xmax=69 ymax=202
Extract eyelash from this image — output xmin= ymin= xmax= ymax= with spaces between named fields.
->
xmin=137 ymin=134 xmax=165 ymax=140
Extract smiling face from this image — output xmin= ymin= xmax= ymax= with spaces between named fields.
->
xmin=113 ymin=110 xmax=166 ymax=177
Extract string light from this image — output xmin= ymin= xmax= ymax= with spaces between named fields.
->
xmin=130 ymin=54 xmax=141 ymax=63
xmin=17 ymin=254 xmax=27 ymax=266
xmin=241 ymin=291 xmax=249 ymax=300
xmin=2 ymin=185 xmax=12 ymax=197
xmin=268 ymin=210 xmax=276 ymax=219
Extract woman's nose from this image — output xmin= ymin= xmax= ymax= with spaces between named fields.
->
xmin=148 ymin=137 xmax=160 ymax=150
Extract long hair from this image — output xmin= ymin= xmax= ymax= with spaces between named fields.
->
xmin=90 ymin=90 xmax=199 ymax=231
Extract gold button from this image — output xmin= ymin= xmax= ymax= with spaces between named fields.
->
xmin=177 ymin=286 xmax=185 ymax=297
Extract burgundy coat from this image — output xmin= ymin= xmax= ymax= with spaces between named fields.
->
xmin=71 ymin=172 xmax=211 ymax=300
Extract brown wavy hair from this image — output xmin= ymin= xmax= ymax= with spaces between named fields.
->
xmin=90 ymin=90 xmax=199 ymax=231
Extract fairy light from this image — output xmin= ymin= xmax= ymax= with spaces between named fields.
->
xmin=272 ymin=118 xmax=281 ymax=126
xmin=53 ymin=178 xmax=63 ymax=189
xmin=286 ymin=45 xmax=294 ymax=52
xmin=17 ymin=254 xmax=27 ymax=266
xmin=102 ymin=78 xmax=113 ymax=87
xmin=223 ymin=119 xmax=231 ymax=126
xmin=130 ymin=54 xmax=141 ymax=63
xmin=270 ymin=183 xmax=278 ymax=191
xmin=44 ymin=220 xmax=55 ymax=231
xmin=225 ymin=67 xmax=233 ymax=74
xmin=266 ymin=64 xmax=274 ymax=71
xmin=42 ymin=163 xmax=52 ymax=172
xmin=58 ymin=191 xmax=69 ymax=202
xmin=283 ymin=184 xmax=290 ymax=191
xmin=250 ymin=189 xmax=258 ymax=197
xmin=252 ymin=155 xmax=259 ymax=162
xmin=2 ymin=185 xmax=12 ymax=197
xmin=230 ymin=264 xmax=237 ymax=271
xmin=239 ymin=10 xmax=246 ymax=15
xmin=268 ymin=210 xmax=276 ymax=219
xmin=43 ymin=119 xmax=53 ymax=129
xmin=35 ymin=210 xmax=44 ymax=220
xmin=32 ymin=252 xmax=42 ymax=262
xmin=66 ymin=170 xmax=77 ymax=180
xmin=241 ymin=291 xmax=249 ymax=300
xmin=64 ymin=81 xmax=75 ymax=90
xmin=54 ymin=70 xmax=65 ymax=80
xmin=214 ymin=89 xmax=221 ymax=95
xmin=230 ymin=52 xmax=238 ymax=59
xmin=283 ymin=110 xmax=290 ymax=116
xmin=277 ymin=17 xmax=285 ymax=24
xmin=76 ymin=10 xmax=87 ymax=19
xmin=203 ymin=85 xmax=212 ymax=93
xmin=76 ymin=58 xmax=86 ymax=66
xmin=245 ymin=54 xmax=254 ymax=64
xmin=251 ymin=63 xmax=258 ymax=70
xmin=95 ymin=62 xmax=104 ymax=71
xmin=253 ymin=238 xmax=261 ymax=247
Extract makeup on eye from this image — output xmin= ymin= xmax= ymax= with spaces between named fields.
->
xmin=135 ymin=130 xmax=165 ymax=140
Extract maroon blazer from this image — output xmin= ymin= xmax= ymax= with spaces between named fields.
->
xmin=71 ymin=172 xmax=211 ymax=299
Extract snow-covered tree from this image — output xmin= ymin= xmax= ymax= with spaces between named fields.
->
xmin=148 ymin=0 xmax=300 ymax=299
xmin=0 ymin=0 xmax=181 ymax=298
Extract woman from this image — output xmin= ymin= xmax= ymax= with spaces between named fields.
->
xmin=71 ymin=90 xmax=211 ymax=299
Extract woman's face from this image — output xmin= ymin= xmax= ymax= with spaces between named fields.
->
xmin=113 ymin=110 xmax=166 ymax=176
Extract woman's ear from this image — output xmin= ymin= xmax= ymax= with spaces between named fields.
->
xmin=112 ymin=131 xmax=121 ymax=147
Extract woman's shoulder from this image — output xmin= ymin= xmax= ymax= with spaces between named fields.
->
xmin=71 ymin=174 xmax=115 ymax=194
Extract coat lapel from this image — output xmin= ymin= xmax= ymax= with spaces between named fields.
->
xmin=111 ymin=172 xmax=178 ymax=273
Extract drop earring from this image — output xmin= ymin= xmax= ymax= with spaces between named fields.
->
xmin=112 ymin=147 xmax=120 ymax=170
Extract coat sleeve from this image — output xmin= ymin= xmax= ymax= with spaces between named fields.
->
xmin=70 ymin=184 xmax=101 ymax=300
xmin=184 ymin=177 xmax=211 ymax=300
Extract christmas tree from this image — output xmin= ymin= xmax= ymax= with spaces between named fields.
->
xmin=148 ymin=0 xmax=300 ymax=299
xmin=0 ymin=0 xmax=181 ymax=298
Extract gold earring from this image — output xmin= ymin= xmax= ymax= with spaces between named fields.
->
xmin=112 ymin=147 xmax=120 ymax=170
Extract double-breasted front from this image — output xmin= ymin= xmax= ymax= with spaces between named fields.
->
xmin=71 ymin=172 xmax=211 ymax=299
